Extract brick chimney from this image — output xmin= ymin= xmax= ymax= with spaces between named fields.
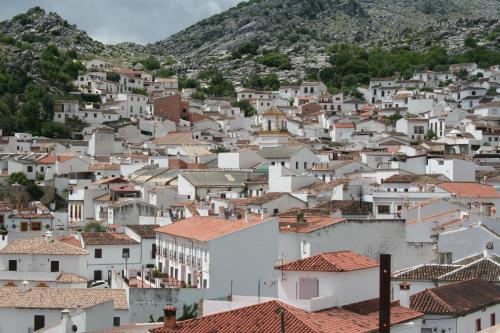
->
xmin=163 ymin=306 xmax=177 ymax=329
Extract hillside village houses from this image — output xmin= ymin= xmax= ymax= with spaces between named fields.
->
xmin=1 ymin=58 xmax=500 ymax=332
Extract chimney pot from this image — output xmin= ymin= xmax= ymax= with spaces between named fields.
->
xmin=163 ymin=306 xmax=177 ymax=329
xmin=398 ymin=282 xmax=411 ymax=309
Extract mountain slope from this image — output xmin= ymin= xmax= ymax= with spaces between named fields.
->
xmin=148 ymin=0 xmax=499 ymax=79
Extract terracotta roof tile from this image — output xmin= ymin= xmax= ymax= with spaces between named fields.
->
xmin=56 ymin=273 xmax=87 ymax=283
xmin=150 ymin=299 xmax=421 ymax=333
xmin=0 ymin=238 xmax=87 ymax=255
xmin=82 ymin=232 xmax=139 ymax=245
xmin=0 ymin=287 xmax=127 ymax=309
xmin=393 ymin=264 xmax=461 ymax=280
xmin=279 ymin=215 xmax=346 ymax=233
xmin=37 ymin=155 xmax=75 ymax=164
xmin=154 ymin=215 xmax=268 ymax=242
xmin=411 ymin=279 xmax=500 ymax=315
xmin=438 ymin=182 xmax=500 ymax=198
xmin=275 ymin=251 xmax=379 ymax=272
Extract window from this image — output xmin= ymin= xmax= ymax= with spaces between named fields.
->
xmin=491 ymin=313 xmax=496 ymax=326
xmin=113 ymin=317 xmax=120 ymax=327
xmin=27 ymin=166 xmax=33 ymax=172
xmin=20 ymin=222 xmax=28 ymax=231
xmin=8 ymin=260 xmax=16 ymax=271
xmin=34 ymin=315 xmax=45 ymax=331
xmin=298 ymin=277 xmax=319 ymax=300
xmin=295 ymin=161 xmax=299 ymax=169
xmin=31 ymin=222 xmax=42 ymax=231
xmin=94 ymin=270 xmax=102 ymax=281
xmin=122 ymin=248 xmax=130 ymax=258
xmin=377 ymin=205 xmax=390 ymax=214
xmin=476 ymin=318 xmax=481 ymax=331
xmin=95 ymin=248 xmax=102 ymax=258
xmin=50 ymin=261 xmax=59 ymax=272
xmin=304 ymin=162 xmax=307 ymax=169
xmin=280 ymin=161 xmax=285 ymax=166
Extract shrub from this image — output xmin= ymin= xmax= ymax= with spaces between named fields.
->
xmin=258 ymin=52 xmax=292 ymax=70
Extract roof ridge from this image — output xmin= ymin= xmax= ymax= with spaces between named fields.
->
xmin=426 ymin=288 xmax=457 ymax=314
xmin=320 ymin=253 xmax=343 ymax=272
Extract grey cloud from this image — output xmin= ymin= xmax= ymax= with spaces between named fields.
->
xmin=0 ymin=0 xmax=244 ymax=44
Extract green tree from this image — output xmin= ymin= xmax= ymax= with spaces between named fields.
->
xmin=203 ymin=71 xmax=235 ymax=97
xmin=41 ymin=122 xmax=72 ymax=139
xmin=156 ymin=68 xmax=174 ymax=78
xmin=26 ymin=183 xmax=44 ymax=200
xmin=191 ymin=91 xmax=206 ymax=100
xmin=83 ymin=221 xmax=107 ymax=232
xmin=106 ymin=72 xmax=121 ymax=82
xmin=136 ymin=57 xmax=161 ymax=71
xmin=258 ymin=52 xmax=292 ymax=70
xmin=209 ymin=145 xmax=231 ymax=153
xmin=464 ymin=35 xmax=477 ymax=48
xmin=131 ymin=88 xmax=148 ymax=96
xmin=425 ymin=129 xmax=437 ymax=140
xmin=232 ymin=99 xmax=256 ymax=117
xmin=7 ymin=172 xmax=29 ymax=185
xmin=178 ymin=303 xmax=199 ymax=321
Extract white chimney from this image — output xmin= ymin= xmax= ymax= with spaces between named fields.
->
xmin=399 ymin=282 xmax=411 ymax=309
xmin=484 ymin=241 xmax=494 ymax=258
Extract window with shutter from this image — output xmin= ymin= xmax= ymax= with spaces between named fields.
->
xmin=298 ymin=277 xmax=319 ymax=300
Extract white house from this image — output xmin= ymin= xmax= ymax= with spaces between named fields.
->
xmin=409 ymin=279 xmax=500 ymax=333
xmin=0 ymin=287 xmax=128 ymax=333
xmin=257 ymin=146 xmax=320 ymax=173
xmin=81 ymin=232 xmax=141 ymax=282
xmin=426 ymin=157 xmax=477 ymax=181
xmin=0 ymin=237 xmax=87 ymax=278
xmin=395 ymin=118 xmax=429 ymax=142
xmin=154 ymin=214 xmax=278 ymax=296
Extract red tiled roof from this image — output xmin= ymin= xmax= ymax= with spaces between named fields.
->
xmin=333 ymin=123 xmax=355 ymax=128
xmin=150 ymin=299 xmax=421 ymax=333
xmin=279 ymin=215 xmax=346 ymax=233
xmin=437 ymin=182 xmax=500 ymax=198
xmin=154 ymin=215 xmax=268 ymax=241
xmin=81 ymin=232 xmax=139 ymax=245
xmin=37 ymin=155 xmax=74 ymax=164
xmin=275 ymin=251 xmax=379 ymax=272
xmin=410 ymin=279 xmax=500 ymax=316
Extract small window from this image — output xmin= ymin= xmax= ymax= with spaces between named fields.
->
xmin=377 ymin=205 xmax=390 ymax=214
xmin=27 ymin=166 xmax=33 ymax=172
xmin=94 ymin=270 xmax=102 ymax=281
xmin=304 ymin=162 xmax=307 ymax=169
xmin=295 ymin=161 xmax=299 ymax=169
xmin=50 ymin=261 xmax=59 ymax=272
xmin=122 ymin=248 xmax=130 ymax=258
xmin=8 ymin=260 xmax=16 ymax=271
xmin=95 ymin=248 xmax=102 ymax=258
xmin=491 ymin=313 xmax=496 ymax=326
xmin=280 ymin=161 xmax=285 ymax=166
xmin=34 ymin=315 xmax=45 ymax=331
xmin=113 ymin=317 xmax=120 ymax=327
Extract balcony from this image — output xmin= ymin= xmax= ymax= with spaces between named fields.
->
xmin=281 ymin=295 xmax=337 ymax=312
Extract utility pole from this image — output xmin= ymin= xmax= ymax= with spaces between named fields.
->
xmin=379 ymin=254 xmax=391 ymax=333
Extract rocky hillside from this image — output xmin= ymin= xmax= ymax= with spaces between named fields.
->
xmin=0 ymin=7 xmax=147 ymax=64
xmin=148 ymin=0 xmax=500 ymax=80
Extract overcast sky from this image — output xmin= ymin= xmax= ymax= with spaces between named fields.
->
xmin=0 ymin=0 xmax=244 ymax=44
